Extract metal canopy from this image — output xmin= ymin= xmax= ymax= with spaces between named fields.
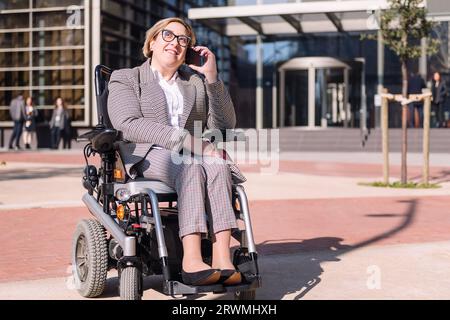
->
xmin=188 ymin=0 xmax=391 ymax=36
xmin=279 ymin=56 xmax=351 ymax=71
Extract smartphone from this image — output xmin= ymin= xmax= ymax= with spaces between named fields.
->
xmin=185 ymin=47 xmax=205 ymax=67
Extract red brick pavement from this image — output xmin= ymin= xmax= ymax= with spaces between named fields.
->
xmin=1 ymin=195 xmax=450 ymax=283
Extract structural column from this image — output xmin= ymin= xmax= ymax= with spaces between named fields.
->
xmin=90 ymin=0 xmax=101 ymax=126
xmin=256 ymin=35 xmax=263 ymax=129
xmin=419 ymin=37 xmax=427 ymax=80
xmin=376 ymin=29 xmax=384 ymax=128
xmin=308 ymin=66 xmax=315 ymax=128
xmin=279 ymin=70 xmax=285 ymax=128
xmin=344 ymin=68 xmax=349 ymax=128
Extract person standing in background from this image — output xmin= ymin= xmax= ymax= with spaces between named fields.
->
xmin=431 ymin=72 xmax=448 ymax=128
xmin=62 ymin=105 xmax=72 ymax=149
xmin=50 ymin=97 xmax=71 ymax=149
xmin=407 ymin=71 xmax=426 ymax=128
xmin=23 ymin=97 xmax=38 ymax=149
xmin=8 ymin=93 xmax=25 ymax=150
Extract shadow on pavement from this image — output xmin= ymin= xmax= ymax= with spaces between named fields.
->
xmin=409 ymin=169 xmax=450 ymax=184
xmin=84 ymin=200 xmax=418 ymax=300
xmin=99 ymin=275 xmax=168 ymax=299
xmin=255 ymin=199 xmax=417 ymax=299
xmin=0 ymin=167 xmax=81 ymax=181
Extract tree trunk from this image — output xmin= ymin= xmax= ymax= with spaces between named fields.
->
xmin=401 ymin=60 xmax=408 ymax=184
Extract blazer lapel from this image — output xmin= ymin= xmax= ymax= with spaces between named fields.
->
xmin=139 ymin=60 xmax=169 ymax=125
xmin=177 ymin=77 xmax=196 ymax=130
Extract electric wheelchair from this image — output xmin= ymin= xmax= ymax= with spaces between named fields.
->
xmin=71 ymin=65 xmax=261 ymax=300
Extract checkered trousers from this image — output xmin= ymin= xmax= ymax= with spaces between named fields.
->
xmin=136 ymin=148 xmax=237 ymax=238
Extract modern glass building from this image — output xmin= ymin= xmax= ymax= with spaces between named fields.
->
xmin=189 ymin=0 xmax=450 ymax=130
xmin=1 ymin=0 xmax=450 ymax=148
xmin=0 ymin=0 xmax=231 ymax=146
xmin=0 ymin=0 xmax=88 ymax=133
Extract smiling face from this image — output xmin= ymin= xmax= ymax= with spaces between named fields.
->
xmin=150 ymin=22 xmax=189 ymax=71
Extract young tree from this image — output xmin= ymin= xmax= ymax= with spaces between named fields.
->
xmin=368 ymin=0 xmax=439 ymax=184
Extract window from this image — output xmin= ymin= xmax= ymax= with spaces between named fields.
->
xmin=102 ymin=15 xmax=125 ymax=34
xmin=0 ymin=32 xmax=30 ymax=48
xmin=0 ymin=51 xmax=29 ymax=68
xmin=33 ymin=11 xmax=84 ymax=28
xmin=0 ymin=71 xmax=30 ymax=87
xmin=32 ymin=69 xmax=84 ymax=86
xmin=0 ymin=13 xmax=29 ymax=29
xmin=102 ymin=0 xmax=124 ymax=16
xmin=33 ymin=29 xmax=84 ymax=47
xmin=32 ymin=88 xmax=84 ymax=106
xmin=0 ymin=0 xmax=29 ymax=10
xmin=0 ymin=90 xmax=28 ymax=108
xmin=33 ymin=0 xmax=83 ymax=8
xmin=32 ymin=49 xmax=84 ymax=66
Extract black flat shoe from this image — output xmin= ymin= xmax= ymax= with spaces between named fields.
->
xmin=219 ymin=269 xmax=242 ymax=285
xmin=181 ymin=269 xmax=221 ymax=286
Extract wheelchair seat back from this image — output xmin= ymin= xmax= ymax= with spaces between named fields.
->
xmin=94 ymin=65 xmax=114 ymax=129
xmin=92 ymin=65 xmax=176 ymax=195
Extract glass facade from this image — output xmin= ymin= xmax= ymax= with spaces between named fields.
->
xmin=0 ymin=0 xmax=88 ymax=127
xmin=100 ymin=0 xmax=231 ymax=86
xmin=226 ymin=20 xmax=449 ymax=129
xmin=0 ymin=0 xmax=232 ymax=131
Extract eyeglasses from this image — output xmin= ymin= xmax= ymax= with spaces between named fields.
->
xmin=161 ymin=29 xmax=191 ymax=48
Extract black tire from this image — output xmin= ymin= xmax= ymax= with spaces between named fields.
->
xmin=72 ymin=219 xmax=108 ymax=298
xmin=234 ymin=289 xmax=256 ymax=300
xmin=120 ymin=267 xmax=142 ymax=300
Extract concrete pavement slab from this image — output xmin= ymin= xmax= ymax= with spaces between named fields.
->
xmin=1 ymin=240 xmax=450 ymax=300
xmin=1 ymin=150 xmax=450 ymax=300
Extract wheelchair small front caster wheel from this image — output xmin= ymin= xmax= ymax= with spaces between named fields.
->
xmin=72 ymin=219 xmax=108 ymax=298
xmin=234 ymin=289 xmax=256 ymax=300
xmin=119 ymin=267 xmax=143 ymax=300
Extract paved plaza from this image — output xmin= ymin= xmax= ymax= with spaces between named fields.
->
xmin=1 ymin=149 xmax=450 ymax=299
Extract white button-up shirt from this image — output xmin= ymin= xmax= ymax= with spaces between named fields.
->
xmin=151 ymin=67 xmax=184 ymax=128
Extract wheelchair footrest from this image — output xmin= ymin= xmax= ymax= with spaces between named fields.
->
xmin=162 ymin=276 xmax=261 ymax=296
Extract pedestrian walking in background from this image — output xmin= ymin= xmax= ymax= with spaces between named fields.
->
xmin=23 ymin=96 xmax=38 ymax=150
xmin=8 ymin=93 xmax=25 ymax=150
xmin=50 ymin=97 xmax=71 ymax=149
xmin=431 ymin=71 xmax=448 ymax=128
xmin=407 ymin=71 xmax=426 ymax=128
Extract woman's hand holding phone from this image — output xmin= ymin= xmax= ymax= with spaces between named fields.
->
xmin=187 ymin=46 xmax=218 ymax=84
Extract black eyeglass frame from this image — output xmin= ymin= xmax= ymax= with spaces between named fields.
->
xmin=160 ymin=29 xmax=191 ymax=48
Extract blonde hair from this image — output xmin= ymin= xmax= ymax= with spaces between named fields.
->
xmin=142 ymin=17 xmax=196 ymax=59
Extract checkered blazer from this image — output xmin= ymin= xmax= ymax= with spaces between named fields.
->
xmin=108 ymin=59 xmax=246 ymax=184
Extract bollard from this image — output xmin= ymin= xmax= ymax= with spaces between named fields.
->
xmin=401 ymin=102 xmax=408 ymax=184
xmin=422 ymin=92 xmax=431 ymax=185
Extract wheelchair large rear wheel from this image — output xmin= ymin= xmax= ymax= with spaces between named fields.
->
xmin=72 ymin=219 xmax=108 ymax=298
xmin=119 ymin=267 xmax=142 ymax=300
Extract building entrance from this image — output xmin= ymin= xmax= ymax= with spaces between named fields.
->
xmin=279 ymin=57 xmax=352 ymax=128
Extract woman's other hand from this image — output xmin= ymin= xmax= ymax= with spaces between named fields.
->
xmin=202 ymin=141 xmax=226 ymax=159
xmin=188 ymin=46 xmax=218 ymax=84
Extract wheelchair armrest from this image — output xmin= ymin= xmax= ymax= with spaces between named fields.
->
xmin=202 ymin=129 xmax=246 ymax=144
xmin=77 ymin=125 xmax=121 ymax=153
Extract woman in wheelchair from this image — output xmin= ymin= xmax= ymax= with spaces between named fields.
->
xmin=108 ymin=17 xmax=246 ymax=286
